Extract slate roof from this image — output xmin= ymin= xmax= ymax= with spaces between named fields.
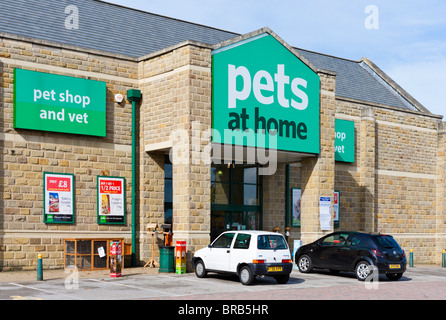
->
xmin=0 ymin=0 xmax=238 ymax=57
xmin=0 ymin=0 xmax=427 ymax=113
xmin=294 ymin=48 xmax=418 ymax=111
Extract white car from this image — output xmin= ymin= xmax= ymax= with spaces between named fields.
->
xmin=193 ymin=230 xmax=293 ymax=285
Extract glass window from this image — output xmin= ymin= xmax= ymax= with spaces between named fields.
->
xmin=164 ymin=156 xmax=173 ymax=225
xmin=244 ymin=167 xmax=257 ymax=184
xmin=234 ymin=233 xmax=251 ymax=249
xmin=232 ymin=184 xmax=259 ymax=206
xmin=321 ymin=233 xmax=349 ymax=246
xmin=212 ymin=233 xmax=235 ymax=248
xmin=165 ymin=160 xmax=172 ymax=179
xmin=211 ymin=182 xmax=230 ymax=204
xmin=164 ymin=179 xmax=172 ymax=203
xmin=257 ymin=235 xmax=288 ymax=249
xmin=211 ymin=164 xmax=262 ymax=236
xmin=244 ymin=184 xmax=258 ymax=206
xmin=211 ymin=165 xmax=230 ymax=182
xmin=374 ymin=235 xmax=401 ymax=249
xmin=164 ymin=208 xmax=172 ymax=225
xmin=346 ymin=236 xmax=363 ymax=247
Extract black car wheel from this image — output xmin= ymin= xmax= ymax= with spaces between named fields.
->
xmin=297 ymin=254 xmax=313 ymax=273
xmin=194 ymin=259 xmax=207 ymax=278
xmin=386 ymin=273 xmax=403 ymax=281
xmin=274 ymin=274 xmax=290 ymax=284
xmin=239 ymin=265 xmax=254 ymax=285
xmin=355 ymin=261 xmax=372 ymax=281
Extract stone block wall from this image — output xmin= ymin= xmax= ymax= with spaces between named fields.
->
xmin=335 ymin=97 xmax=443 ymax=264
xmin=138 ymin=42 xmax=213 ymax=269
xmin=1 ymin=32 xmax=445 ymax=271
xmin=0 ymin=35 xmax=138 ymax=270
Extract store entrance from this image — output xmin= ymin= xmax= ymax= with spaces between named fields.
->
xmin=210 ymin=164 xmax=262 ymax=241
xmin=210 ymin=210 xmax=261 ymax=241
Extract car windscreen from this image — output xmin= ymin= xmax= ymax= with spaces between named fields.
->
xmin=373 ymin=235 xmax=401 ymax=249
xmin=257 ymin=235 xmax=288 ymax=250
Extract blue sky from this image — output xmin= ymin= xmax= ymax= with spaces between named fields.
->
xmin=104 ymin=0 xmax=446 ymax=117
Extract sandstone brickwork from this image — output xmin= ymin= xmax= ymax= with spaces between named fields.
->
xmin=1 ymin=30 xmax=445 ymax=271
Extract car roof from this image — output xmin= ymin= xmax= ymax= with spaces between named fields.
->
xmin=221 ymin=230 xmax=283 ymax=236
xmin=332 ymin=231 xmax=394 ymax=238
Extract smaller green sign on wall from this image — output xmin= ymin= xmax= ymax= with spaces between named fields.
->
xmin=14 ymin=68 xmax=106 ymax=137
xmin=335 ymin=119 xmax=355 ymax=163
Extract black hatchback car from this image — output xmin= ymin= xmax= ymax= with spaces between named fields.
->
xmin=295 ymin=231 xmax=406 ymax=281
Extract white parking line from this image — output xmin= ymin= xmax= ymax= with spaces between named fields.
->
xmin=157 ymin=274 xmax=265 ymax=292
xmin=9 ymin=283 xmax=83 ymax=300
xmin=87 ymin=279 xmax=182 ymax=297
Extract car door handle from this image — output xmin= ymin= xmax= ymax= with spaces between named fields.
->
xmin=227 ymin=250 xmax=230 ymax=253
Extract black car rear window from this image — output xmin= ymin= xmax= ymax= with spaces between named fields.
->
xmin=373 ymin=235 xmax=401 ymax=249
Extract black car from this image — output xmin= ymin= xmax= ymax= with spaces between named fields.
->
xmin=295 ymin=231 xmax=406 ymax=281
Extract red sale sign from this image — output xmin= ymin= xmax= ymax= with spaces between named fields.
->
xmin=100 ymin=179 xmax=122 ymax=194
xmin=46 ymin=176 xmax=71 ymax=192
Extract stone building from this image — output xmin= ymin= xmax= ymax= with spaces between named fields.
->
xmin=0 ymin=0 xmax=444 ymax=271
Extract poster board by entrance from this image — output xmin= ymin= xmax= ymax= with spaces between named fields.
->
xmin=97 ymin=176 xmax=126 ymax=225
xmin=43 ymin=172 xmax=74 ymax=224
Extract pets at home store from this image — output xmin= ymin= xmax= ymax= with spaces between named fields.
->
xmin=208 ymin=32 xmax=329 ymax=243
xmin=1 ymin=28 xmax=345 ymax=270
xmin=3 ymin=23 xmax=444 ymax=270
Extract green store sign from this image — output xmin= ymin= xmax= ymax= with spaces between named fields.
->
xmin=335 ymin=119 xmax=355 ymax=163
xmin=212 ymin=33 xmax=320 ymax=154
xmin=14 ymin=68 xmax=106 ymax=137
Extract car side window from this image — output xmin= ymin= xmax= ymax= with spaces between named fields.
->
xmin=233 ymin=233 xmax=251 ymax=249
xmin=212 ymin=233 xmax=235 ymax=248
xmin=346 ymin=236 xmax=362 ymax=247
xmin=321 ymin=233 xmax=350 ymax=246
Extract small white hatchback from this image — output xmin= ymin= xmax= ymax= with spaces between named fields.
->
xmin=193 ymin=230 xmax=293 ymax=285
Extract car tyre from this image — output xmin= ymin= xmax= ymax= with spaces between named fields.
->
xmin=274 ymin=274 xmax=290 ymax=284
xmin=297 ymin=254 xmax=313 ymax=273
xmin=355 ymin=261 xmax=372 ymax=281
xmin=194 ymin=259 xmax=207 ymax=278
xmin=386 ymin=273 xmax=403 ymax=281
xmin=239 ymin=265 xmax=254 ymax=285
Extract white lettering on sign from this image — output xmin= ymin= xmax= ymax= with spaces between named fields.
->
xmin=336 ymin=131 xmax=346 ymax=141
xmin=228 ymin=64 xmax=309 ymax=110
xmin=34 ymin=89 xmax=90 ymax=108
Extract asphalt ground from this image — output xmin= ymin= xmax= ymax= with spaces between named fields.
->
xmin=0 ymin=265 xmax=445 ymax=303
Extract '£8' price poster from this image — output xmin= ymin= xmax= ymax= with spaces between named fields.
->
xmin=97 ymin=176 xmax=125 ymax=225
xmin=43 ymin=172 xmax=74 ymax=223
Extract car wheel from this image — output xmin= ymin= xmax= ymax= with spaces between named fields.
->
xmin=297 ymin=254 xmax=313 ymax=273
xmin=355 ymin=261 xmax=372 ymax=281
xmin=274 ymin=274 xmax=290 ymax=284
xmin=386 ymin=273 xmax=403 ymax=281
xmin=239 ymin=265 xmax=254 ymax=285
xmin=194 ymin=259 xmax=207 ymax=278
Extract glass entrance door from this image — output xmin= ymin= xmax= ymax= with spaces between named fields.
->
xmin=210 ymin=164 xmax=262 ymax=241
xmin=231 ymin=211 xmax=260 ymax=231
xmin=210 ymin=210 xmax=260 ymax=242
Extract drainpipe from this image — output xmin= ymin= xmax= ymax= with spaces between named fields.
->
xmin=127 ymin=89 xmax=142 ymax=267
xmin=285 ymin=164 xmax=290 ymax=230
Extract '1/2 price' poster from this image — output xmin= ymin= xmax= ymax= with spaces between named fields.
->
xmin=97 ymin=176 xmax=125 ymax=224
xmin=44 ymin=172 xmax=74 ymax=223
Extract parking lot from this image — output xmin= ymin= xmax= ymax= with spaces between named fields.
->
xmin=1 ymin=265 xmax=445 ymax=301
